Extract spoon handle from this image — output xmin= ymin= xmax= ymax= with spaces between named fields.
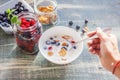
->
xmin=76 ymin=28 xmax=112 ymax=44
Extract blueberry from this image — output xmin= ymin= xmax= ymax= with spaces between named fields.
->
xmin=82 ymin=29 xmax=85 ymax=33
xmin=19 ymin=6 xmax=24 ymax=11
xmin=73 ymin=46 xmax=77 ymax=49
xmin=4 ymin=20 xmax=9 ymax=23
xmin=13 ymin=11 xmax=19 ymax=15
xmin=22 ymin=32 xmax=32 ymax=38
xmin=7 ymin=20 xmax=11 ymax=25
xmin=43 ymin=46 xmax=47 ymax=50
xmin=66 ymin=44 xmax=69 ymax=47
xmin=5 ymin=23 xmax=9 ymax=27
xmin=1 ymin=22 xmax=7 ymax=27
xmin=76 ymin=25 xmax=80 ymax=31
xmin=45 ymin=40 xmax=51 ymax=45
xmin=4 ymin=11 xmax=8 ymax=16
xmin=50 ymin=37 xmax=53 ymax=40
xmin=85 ymin=20 xmax=88 ymax=24
xmin=56 ymin=42 xmax=60 ymax=46
xmin=15 ymin=4 xmax=20 ymax=9
xmin=51 ymin=40 xmax=56 ymax=44
xmin=18 ymin=2 xmax=22 ymax=6
xmin=68 ymin=21 xmax=73 ymax=26
xmin=0 ymin=20 xmax=2 ymax=24
xmin=1 ymin=23 xmax=4 ymax=26
xmin=62 ymin=47 xmax=67 ymax=50
xmin=23 ymin=9 xmax=29 ymax=12
xmin=0 ymin=14 xmax=4 ymax=20
xmin=2 ymin=17 xmax=7 ymax=22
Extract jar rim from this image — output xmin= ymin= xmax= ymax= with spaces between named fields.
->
xmin=16 ymin=12 xmax=40 ymax=32
xmin=34 ymin=0 xmax=57 ymax=14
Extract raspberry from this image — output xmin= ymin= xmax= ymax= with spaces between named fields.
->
xmin=48 ymin=46 xmax=52 ymax=50
xmin=25 ymin=22 xmax=30 ymax=27
xmin=21 ymin=18 xmax=26 ymax=23
xmin=30 ymin=19 xmax=35 ymax=26
xmin=20 ymin=24 xmax=26 ymax=29
xmin=71 ymin=40 xmax=75 ymax=44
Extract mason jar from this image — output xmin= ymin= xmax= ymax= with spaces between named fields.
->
xmin=14 ymin=12 xmax=42 ymax=54
xmin=34 ymin=0 xmax=58 ymax=25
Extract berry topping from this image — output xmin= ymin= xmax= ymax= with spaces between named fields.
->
xmin=71 ymin=40 xmax=75 ymax=44
xmin=48 ymin=46 xmax=52 ymax=50
xmin=62 ymin=47 xmax=67 ymax=50
xmin=51 ymin=40 xmax=56 ymax=44
xmin=20 ymin=18 xmax=36 ymax=28
xmin=50 ymin=37 xmax=53 ymax=40
xmin=45 ymin=40 xmax=51 ymax=45
xmin=73 ymin=46 xmax=77 ymax=49
xmin=44 ymin=46 xmax=47 ymax=50
xmin=56 ymin=42 xmax=60 ymax=46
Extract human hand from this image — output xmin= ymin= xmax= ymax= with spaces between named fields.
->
xmin=87 ymin=27 xmax=120 ymax=72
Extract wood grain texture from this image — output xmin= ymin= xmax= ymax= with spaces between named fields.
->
xmin=0 ymin=0 xmax=120 ymax=80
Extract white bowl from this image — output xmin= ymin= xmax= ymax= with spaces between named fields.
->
xmin=0 ymin=0 xmax=34 ymax=34
xmin=39 ymin=26 xmax=83 ymax=64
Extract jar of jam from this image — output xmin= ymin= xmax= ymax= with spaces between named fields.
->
xmin=34 ymin=0 xmax=58 ymax=25
xmin=14 ymin=12 xmax=42 ymax=54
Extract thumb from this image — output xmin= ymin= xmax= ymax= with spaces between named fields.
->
xmin=96 ymin=27 xmax=108 ymax=42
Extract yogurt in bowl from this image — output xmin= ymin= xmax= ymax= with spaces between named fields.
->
xmin=39 ymin=26 xmax=83 ymax=64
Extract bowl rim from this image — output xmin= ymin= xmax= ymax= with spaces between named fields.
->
xmin=39 ymin=26 xmax=83 ymax=65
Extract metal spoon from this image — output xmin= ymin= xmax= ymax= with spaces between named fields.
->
xmin=69 ymin=28 xmax=112 ymax=50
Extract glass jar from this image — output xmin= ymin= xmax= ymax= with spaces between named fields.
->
xmin=14 ymin=12 xmax=42 ymax=54
xmin=34 ymin=0 xmax=58 ymax=25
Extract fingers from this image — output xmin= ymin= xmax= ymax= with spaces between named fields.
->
xmin=96 ymin=27 xmax=108 ymax=42
xmin=88 ymin=47 xmax=100 ymax=55
xmin=87 ymin=38 xmax=100 ymax=47
xmin=87 ymin=38 xmax=100 ymax=56
xmin=87 ymin=31 xmax=96 ymax=37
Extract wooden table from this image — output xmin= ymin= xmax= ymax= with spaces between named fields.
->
xmin=0 ymin=0 xmax=120 ymax=80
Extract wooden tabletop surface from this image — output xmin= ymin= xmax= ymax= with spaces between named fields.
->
xmin=0 ymin=0 xmax=120 ymax=80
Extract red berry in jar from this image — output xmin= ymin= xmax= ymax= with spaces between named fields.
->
xmin=15 ymin=12 xmax=42 ymax=54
